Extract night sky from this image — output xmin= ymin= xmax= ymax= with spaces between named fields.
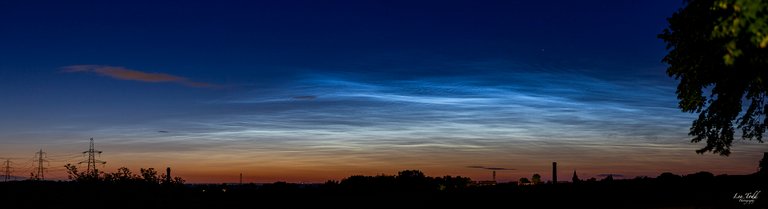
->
xmin=0 ymin=0 xmax=764 ymax=183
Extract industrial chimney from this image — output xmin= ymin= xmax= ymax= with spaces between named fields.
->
xmin=552 ymin=162 xmax=557 ymax=184
xmin=166 ymin=167 xmax=171 ymax=183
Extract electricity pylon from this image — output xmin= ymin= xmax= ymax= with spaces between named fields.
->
xmin=79 ymin=138 xmax=105 ymax=175
xmin=3 ymin=159 xmax=11 ymax=182
xmin=34 ymin=149 xmax=47 ymax=180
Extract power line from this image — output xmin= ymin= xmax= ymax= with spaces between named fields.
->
xmin=47 ymin=155 xmax=84 ymax=163
xmin=15 ymin=162 xmax=33 ymax=171
xmin=47 ymin=153 xmax=83 ymax=158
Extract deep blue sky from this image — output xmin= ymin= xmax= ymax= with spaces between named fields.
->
xmin=0 ymin=0 xmax=764 ymax=182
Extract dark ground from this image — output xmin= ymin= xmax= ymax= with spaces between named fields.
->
xmin=0 ymin=173 xmax=765 ymax=209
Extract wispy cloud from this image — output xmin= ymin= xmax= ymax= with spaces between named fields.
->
xmin=38 ymin=61 xmax=762 ymax=181
xmin=221 ymin=71 xmax=690 ymax=143
xmin=62 ymin=65 xmax=217 ymax=88
xmin=292 ymin=95 xmax=317 ymax=100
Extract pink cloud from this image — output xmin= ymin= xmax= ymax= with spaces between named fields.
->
xmin=62 ymin=65 xmax=217 ymax=88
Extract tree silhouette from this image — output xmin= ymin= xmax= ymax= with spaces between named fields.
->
xmin=435 ymin=175 xmax=471 ymax=191
xmin=659 ymin=0 xmax=768 ymax=155
xmin=140 ymin=168 xmax=160 ymax=184
xmin=397 ymin=170 xmax=426 ymax=179
xmin=531 ymin=173 xmax=541 ymax=185
xmin=113 ymin=167 xmax=135 ymax=182
xmin=396 ymin=170 xmax=432 ymax=191
xmin=657 ymin=172 xmax=683 ymax=183
xmin=64 ymin=163 xmax=101 ymax=182
xmin=334 ymin=170 xmax=469 ymax=192
xmin=518 ymin=177 xmax=531 ymax=185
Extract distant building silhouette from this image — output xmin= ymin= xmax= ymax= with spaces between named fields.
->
xmin=572 ymin=170 xmax=579 ymax=183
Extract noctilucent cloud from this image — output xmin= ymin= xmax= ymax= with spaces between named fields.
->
xmin=0 ymin=0 xmax=764 ymax=183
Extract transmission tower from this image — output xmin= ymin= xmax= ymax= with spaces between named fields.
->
xmin=3 ymin=159 xmax=11 ymax=182
xmin=34 ymin=149 xmax=47 ymax=180
xmin=79 ymin=138 xmax=105 ymax=175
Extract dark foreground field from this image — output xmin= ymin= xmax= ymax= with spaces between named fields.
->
xmin=1 ymin=172 xmax=765 ymax=209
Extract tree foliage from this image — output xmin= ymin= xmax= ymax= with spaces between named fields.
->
xmin=659 ymin=0 xmax=768 ymax=155
xmin=518 ymin=177 xmax=531 ymax=184
xmin=531 ymin=173 xmax=542 ymax=185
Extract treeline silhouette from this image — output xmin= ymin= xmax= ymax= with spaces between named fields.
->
xmin=63 ymin=164 xmax=185 ymax=185
xmin=324 ymin=170 xmax=472 ymax=192
xmin=0 ymin=168 xmax=765 ymax=209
